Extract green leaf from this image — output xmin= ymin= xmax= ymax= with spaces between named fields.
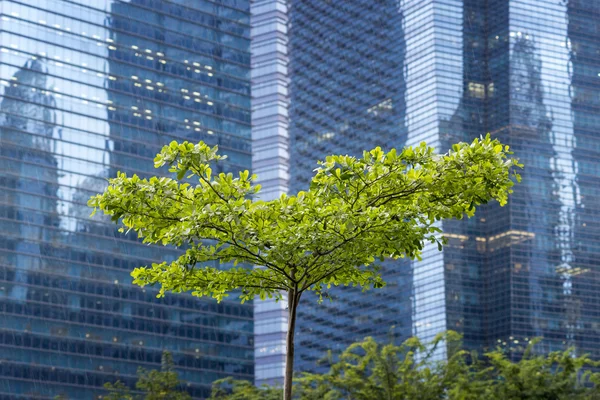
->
xmin=88 ymin=138 xmax=521 ymax=396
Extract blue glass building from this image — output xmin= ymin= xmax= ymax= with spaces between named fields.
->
xmin=287 ymin=0 xmax=414 ymax=369
xmin=251 ymin=0 xmax=600 ymax=381
xmin=0 ymin=1 xmax=252 ymax=398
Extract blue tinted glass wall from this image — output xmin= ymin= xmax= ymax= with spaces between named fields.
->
xmin=0 ymin=0 xmax=252 ymax=398
xmin=286 ymin=0 xmax=600 ymax=373
xmin=287 ymin=0 xmax=412 ymax=372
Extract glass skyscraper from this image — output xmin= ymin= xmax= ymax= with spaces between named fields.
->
xmin=252 ymin=0 xmax=600 ymax=383
xmin=0 ymin=1 xmax=252 ymax=398
xmin=288 ymin=0 xmax=415 ymax=370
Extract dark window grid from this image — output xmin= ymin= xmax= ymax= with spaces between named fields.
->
xmin=296 ymin=318 xmax=405 ymax=340
xmin=146 ymin=0 xmax=251 ymax=17
xmin=0 ymin=119 xmax=249 ymax=171
xmin=0 ymin=305 xmax=253 ymax=349
xmin=0 ymin=328 xmax=252 ymax=364
xmin=9 ymin=0 xmax=250 ymax=51
xmin=0 ymin=196 xmax=250 ymax=272
xmin=106 ymin=9 xmax=249 ymax=51
xmin=0 ymin=210 xmax=183 ymax=264
xmin=102 ymin=82 xmax=251 ymax=123
xmin=106 ymin=64 xmax=250 ymax=112
xmin=0 ymin=380 xmax=209 ymax=400
xmin=293 ymin=1 xmax=389 ymax=30
xmin=0 ymin=340 xmax=253 ymax=377
xmin=0 ymin=368 xmax=210 ymax=399
xmin=0 ymin=206 xmax=223 ymax=258
xmin=0 ymin=86 xmax=249 ymax=143
xmin=103 ymin=72 xmax=250 ymax=113
xmin=0 ymin=217 xmax=182 ymax=262
xmin=0 ymin=148 xmax=241 ymax=194
xmin=290 ymin=61 xmax=404 ymax=94
xmin=0 ymin=128 xmax=250 ymax=180
xmin=290 ymin=85 xmax=404 ymax=113
xmin=298 ymin=305 xmax=408 ymax=330
xmin=101 ymin=0 xmax=250 ymax=27
xmin=0 ymin=345 xmax=251 ymax=381
xmin=508 ymin=291 xmax=600 ymax=304
xmin=0 ymin=30 xmax=250 ymax=97
xmin=0 ymin=205 xmax=144 ymax=249
xmin=289 ymin=91 xmax=402 ymax=123
xmin=5 ymin=8 xmax=249 ymax=65
xmin=0 ymin=81 xmax=251 ymax=139
xmin=0 ymin=261 xmax=250 ymax=316
xmin=0 ymin=273 xmax=250 ymax=319
xmin=107 ymin=4 xmax=250 ymax=46
xmin=18 ymin=18 xmax=248 ymax=72
xmin=0 ymin=392 xmax=57 ymax=400
xmin=0 ymin=125 xmax=250 ymax=175
xmin=0 ymin=345 xmax=252 ymax=378
xmin=0 ymin=265 xmax=252 ymax=319
xmin=7 ymin=15 xmax=250 ymax=85
xmin=0 ymin=293 xmax=253 ymax=335
xmin=291 ymin=41 xmax=403 ymax=74
xmin=0 ymin=201 xmax=135 ymax=243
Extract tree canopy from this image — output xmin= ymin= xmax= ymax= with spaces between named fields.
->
xmin=89 ymin=135 xmax=521 ymax=399
xmin=89 ymin=135 xmax=519 ymax=304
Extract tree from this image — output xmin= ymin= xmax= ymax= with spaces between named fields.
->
xmin=89 ymin=135 xmax=521 ymax=400
xmin=211 ymin=334 xmax=600 ymax=400
xmin=103 ymin=352 xmax=191 ymax=400
xmin=295 ymin=331 xmax=470 ymax=400
xmin=475 ymin=341 xmax=600 ymax=400
xmin=208 ymin=378 xmax=282 ymax=400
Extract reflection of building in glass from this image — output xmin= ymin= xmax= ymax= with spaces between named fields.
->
xmin=251 ymin=0 xmax=410 ymax=385
xmin=0 ymin=59 xmax=59 ymax=302
xmin=252 ymin=0 xmax=600 ymax=384
xmin=0 ymin=1 xmax=252 ymax=398
xmin=566 ymin=0 xmax=600 ymax=360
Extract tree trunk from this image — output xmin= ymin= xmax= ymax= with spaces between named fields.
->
xmin=283 ymin=289 xmax=299 ymax=400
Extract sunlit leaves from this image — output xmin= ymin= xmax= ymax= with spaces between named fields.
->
xmin=89 ymin=135 xmax=521 ymax=303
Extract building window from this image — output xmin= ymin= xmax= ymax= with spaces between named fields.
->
xmin=468 ymin=82 xmax=486 ymax=99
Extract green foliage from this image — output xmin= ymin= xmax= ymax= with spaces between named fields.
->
xmin=212 ymin=334 xmax=600 ymax=400
xmin=295 ymin=331 xmax=470 ymax=400
xmin=88 ymin=136 xmax=521 ymax=303
xmin=475 ymin=340 xmax=600 ymax=400
xmin=208 ymin=378 xmax=282 ymax=400
xmin=103 ymin=352 xmax=191 ymax=400
xmin=89 ymin=136 xmax=520 ymax=399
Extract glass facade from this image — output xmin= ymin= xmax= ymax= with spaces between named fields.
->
xmin=278 ymin=0 xmax=600 ymax=377
xmin=0 ymin=0 xmax=252 ymax=398
xmin=250 ymin=0 xmax=291 ymax=386
xmin=288 ymin=0 xmax=414 ymax=371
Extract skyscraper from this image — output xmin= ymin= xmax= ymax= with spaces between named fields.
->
xmin=0 ymin=1 xmax=252 ymax=398
xmin=252 ymin=0 xmax=600 ymax=383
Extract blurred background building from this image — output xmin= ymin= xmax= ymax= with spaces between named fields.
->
xmin=0 ymin=0 xmax=252 ymax=398
xmin=253 ymin=0 xmax=600 ymax=386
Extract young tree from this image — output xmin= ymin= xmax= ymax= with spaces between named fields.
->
xmin=104 ymin=352 xmax=191 ymax=400
xmin=89 ymin=135 xmax=520 ymax=400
